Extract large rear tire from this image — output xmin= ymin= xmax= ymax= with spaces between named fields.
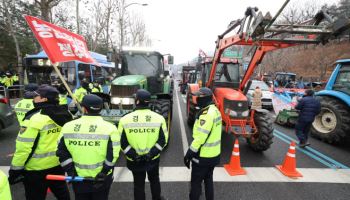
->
xmin=152 ymin=99 xmax=172 ymax=135
xmin=310 ymin=96 xmax=350 ymax=144
xmin=186 ymin=93 xmax=196 ymax=126
xmin=247 ymin=111 xmax=274 ymax=151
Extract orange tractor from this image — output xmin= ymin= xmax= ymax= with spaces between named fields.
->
xmin=187 ymin=5 xmax=350 ymax=151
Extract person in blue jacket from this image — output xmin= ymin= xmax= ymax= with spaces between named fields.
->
xmin=295 ymin=89 xmax=321 ymax=147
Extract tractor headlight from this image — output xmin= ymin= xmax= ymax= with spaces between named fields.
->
xmin=111 ymin=97 xmax=135 ymax=105
xmin=242 ymin=110 xmax=249 ymax=117
xmin=225 ymin=108 xmax=237 ymax=117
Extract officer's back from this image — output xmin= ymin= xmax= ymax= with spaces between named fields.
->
xmin=14 ymin=84 xmax=38 ymax=126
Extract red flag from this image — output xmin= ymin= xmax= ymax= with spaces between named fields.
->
xmin=24 ymin=15 xmax=96 ymax=64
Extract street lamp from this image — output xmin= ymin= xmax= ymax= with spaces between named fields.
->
xmin=118 ymin=2 xmax=148 ymax=51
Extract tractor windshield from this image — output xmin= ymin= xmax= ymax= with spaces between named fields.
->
xmin=122 ymin=53 xmax=163 ymax=77
xmin=333 ymin=64 xmax=350 ymax=95
xmin=215 ymin=63 xmax=240 ymax=83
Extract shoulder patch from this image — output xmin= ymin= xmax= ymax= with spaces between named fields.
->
xmin=200 ymin=119 xmax=206 ymax=126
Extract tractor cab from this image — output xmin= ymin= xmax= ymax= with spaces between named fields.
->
xmin=275 ymin=72 xmax=296 ymax=88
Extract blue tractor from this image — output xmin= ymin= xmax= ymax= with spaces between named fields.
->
xmin=311 ymin=59 xmax=350 ymax=143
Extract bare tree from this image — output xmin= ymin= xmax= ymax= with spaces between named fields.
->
xmin=2 ymin=0 xmax=22 ymax=84
xmin=127 ymin=12 xmax=149 ymax=46
xmin=34 ymin=0 xmax=63 ymax=22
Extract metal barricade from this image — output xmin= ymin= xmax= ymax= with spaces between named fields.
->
xmin=7 ymin=85 xmax=25 ymax=99
xmin=0 ymin=86 xmax=7 ymax=98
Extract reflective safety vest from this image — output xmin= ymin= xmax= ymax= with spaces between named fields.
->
xmin=74 ymin=87 xmax=87 ymax=103
xmin=91 ymin=85 xmax=103 ymax=93
xmin=2 ymin=77 xmax=13 ymax=88
xmin=59 ymin=93 xmax=68 ymax=105
xmin=0 ymin=170 xmax=12 ymax=200
xmin=11 ymin=111 xmax=63 ymax=171
xmin=14 ymin=98 xmax=34 ymax=126
xmin=190 ymin=104 xmax=222 ymax=159
xmin=118 ymin=109 xmax=168 ymax=161
xmin=61 ymin=116 xmax=120 ymax=177
xmin=12 ymin=75 xmax=19 ymax=83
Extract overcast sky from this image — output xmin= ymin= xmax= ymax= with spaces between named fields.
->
xmin=129 ymin=0 xmax=339 ymax=64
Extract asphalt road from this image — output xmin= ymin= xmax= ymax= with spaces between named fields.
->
xmin=1 ymin=88 xmax=350 ymax=200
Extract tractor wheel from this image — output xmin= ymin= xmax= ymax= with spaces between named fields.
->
xmin=247 ymin=112 xmax=274 ymax=151
xmin=310 ymin=96 xmax=350 ymax=144
xmin=152 ymin=99 xmax=172 ymax=135
xmin=186 ymin=93 xmax=196 ymax=126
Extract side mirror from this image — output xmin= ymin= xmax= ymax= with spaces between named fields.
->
xmin=167 ymin=56 xmax=174 ymax=64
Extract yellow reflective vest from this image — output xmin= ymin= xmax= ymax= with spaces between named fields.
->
xmin=59 ymin=116 xmax=120 ymax=177
xmin=74 ymin=87 xmax=87 ymax=103
xmin=190 ymin=104 xmax=222 ymax=160
xmin=2 ymin=77 xmax=13 ymax=88
xmin=14 ymin=98 xmax=34 ymax=126
xmin=0 ymin=170 xmax=12 ymax=200
xmin=11 ymin=111 xmax=63 ymax=171
xmin=91 ymin=85 xmax=103 ymax=93
xmin=118 ymin=108 xmax=168 ymax=161
xmin=59 ymin=93 xmax=68 ymax=105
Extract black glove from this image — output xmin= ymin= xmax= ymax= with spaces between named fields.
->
xmin=184 ymin=149 xmax=196 ymax=169
xmin=67 ymin=169 xmax=77 ymax=182
xmin=8 ymin=169 xmax=24 ymax=185
xmin=93 ymin=172 xmax=107 ymax=189
xmin=134 ymin=155 xmax=144 ymax=163
xmin=141 ymin=153 xmax=152 ymax=162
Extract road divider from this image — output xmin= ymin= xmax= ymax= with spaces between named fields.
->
xmin=274 ymin=130 xmax=349 ymax=169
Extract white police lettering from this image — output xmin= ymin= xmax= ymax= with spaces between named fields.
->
xmin=68 ymin=140 xmax=101 ymax=146
xmin=129 ymin=128 xmax=156 ymax=133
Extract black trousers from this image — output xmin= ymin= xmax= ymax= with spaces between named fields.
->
xmin=131 ymin=162 xmax=161 ymax=200
xmin=189 ymin=164 xmax=215 ymax=200
xmin=74 ymin=187 xmax=110 ymax=200
xmin=295 ymin=120 xmax=312 ymax=143
xmin=23 ymin=166 xmax=70 ymax=200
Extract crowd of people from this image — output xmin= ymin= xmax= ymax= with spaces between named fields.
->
xmin=0 ymin=75 xmax=224 ymax=200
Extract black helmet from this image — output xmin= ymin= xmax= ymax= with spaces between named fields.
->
xmin=194 ymin=87 xmax=213 ymax=108
xmin=135 ymin=89 xmax=151 ymax=102
xmin=81 ymin=94 xmax=103 ymax=113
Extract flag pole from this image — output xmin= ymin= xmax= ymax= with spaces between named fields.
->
xmin=52 ymin=62 xmax=83 ymax=113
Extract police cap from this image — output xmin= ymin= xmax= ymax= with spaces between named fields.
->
xmin=34 ymin=85 xmax=59 ymax=101
xmin=135 ymin=89 xmax=151 ymax=102
xmin=194 ymin=87 xmax=213 ymax=97
xmin=81 ymin=94 xmax=103 ymax=112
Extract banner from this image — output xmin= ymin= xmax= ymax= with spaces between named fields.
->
xmin=24 ymin=15 xmax=96 ymax=64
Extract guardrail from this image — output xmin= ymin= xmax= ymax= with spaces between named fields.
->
xmin=0 ymin=85 xmax=25 ymax=100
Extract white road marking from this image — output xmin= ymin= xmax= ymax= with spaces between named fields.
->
xmin=175 ymin=91 xmax=189 ymax=155
xmin=2 ymin=166 xmax=349 ymax=183
xmin=181 ymin=94 xmax=186 ymax=103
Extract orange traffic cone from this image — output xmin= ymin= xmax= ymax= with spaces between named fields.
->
xmin=224 ymin=139 xmax=246 ymax=176
xmin=276 ymin=141 xmax=303 ymax=178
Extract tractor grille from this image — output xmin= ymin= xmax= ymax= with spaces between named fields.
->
xmin=224 ymin=98 xmax=249 ymax=119
xmin=111 ymin=85 xmax=140 ymax=97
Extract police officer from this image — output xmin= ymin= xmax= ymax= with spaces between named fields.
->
xmin=57 ymin=94 xmax=120 ymax=200
xmin=91 ymin=79 xmax=103 ymax=93
xmin=14 ymin=83 xmax=38 ymax=126
xmin=0 ymin=170 xmax=12 ymax=200
xmin=9 ymin=85 xmax=72 ymax=200
xmin=74 ymin=80 xmax=90 ymax=103
xmin=57 ymin=84 xmax=69 ymax=108
xmin=118 ymin=89 xmax=168 ymax=200
xmin=184 ymin=87 xmax=222 ymax=200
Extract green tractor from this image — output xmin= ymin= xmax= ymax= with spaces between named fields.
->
xmin=104 ymin=48 xmax=174 ymax=133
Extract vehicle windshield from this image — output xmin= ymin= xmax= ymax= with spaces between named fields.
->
xmin=122 ymin=53 xmax=162 ymax=77
xmin=275 ymin=73 xmax=296 ymax=87
xmin=333 ymin=64 xmax=350 ymax=95
xmin=214 ymin=63 xmax=240 ymax=83
xmin=249 ymin=81 xmax=270 ymax=91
